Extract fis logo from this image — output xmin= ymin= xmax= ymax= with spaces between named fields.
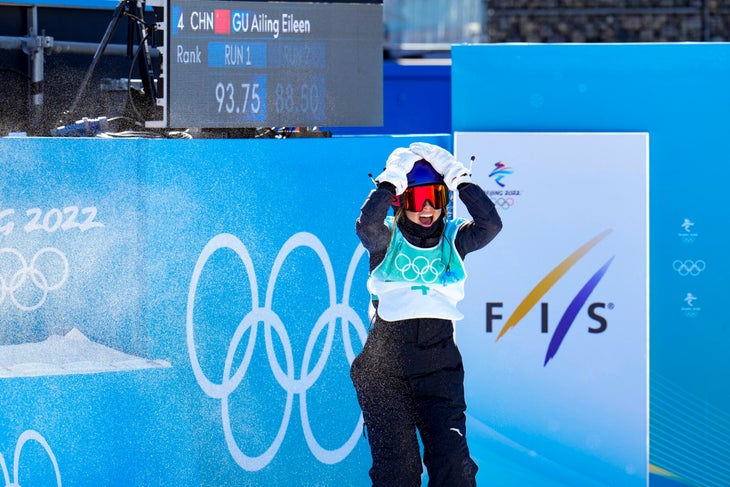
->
xmin=486 ymin=229 xmax=615 ymax=366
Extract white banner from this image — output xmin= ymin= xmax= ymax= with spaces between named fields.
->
xmin=454 ymin=132 xmax=649 ymax=486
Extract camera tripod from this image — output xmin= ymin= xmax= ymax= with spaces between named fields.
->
xmin=64 ymin=0 xmax=158 ymax=123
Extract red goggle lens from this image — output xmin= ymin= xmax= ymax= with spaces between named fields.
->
xmin=401 ymin=184 xmax=449 ymax=211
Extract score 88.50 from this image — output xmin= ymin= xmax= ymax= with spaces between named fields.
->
xmin=274 ymin=82 xmax=323 ymax=118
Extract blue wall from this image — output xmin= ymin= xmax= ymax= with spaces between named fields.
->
xmin=329 ymin=60 xmax=451 ymax=135
xmin=451 ymin=43 xmax=730 ymax=487
xmin=0 ymin=135 xmax=450 ymax=486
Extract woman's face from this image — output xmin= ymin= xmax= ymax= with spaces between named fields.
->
xmin=404 ymin=201 xmax=442 ymax=228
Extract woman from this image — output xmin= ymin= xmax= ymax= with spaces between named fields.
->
xmin=351 ymin=142 xmax=502 ymax=486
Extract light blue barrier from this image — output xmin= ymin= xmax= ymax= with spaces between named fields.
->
xmin=0 ymin=135 xmax=450 ymax=486
xmin=452 ymin=43 xmax=730 ymax=487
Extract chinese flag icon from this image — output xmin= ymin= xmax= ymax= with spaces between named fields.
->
xmin=214 ymin=10 xmax=231 ymax=34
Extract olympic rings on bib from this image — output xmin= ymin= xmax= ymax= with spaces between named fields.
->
xmin=186 ymin=232 xmax=368 ymax=471
xmin=394 ymin=253 xmax=445 ymax=283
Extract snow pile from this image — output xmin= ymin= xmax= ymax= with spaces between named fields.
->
xmin=0 ymin=328 xmax=171 ymax=378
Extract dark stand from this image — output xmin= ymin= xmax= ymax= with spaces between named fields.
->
xmin=64 ymin=0 xmax=158 ymax=122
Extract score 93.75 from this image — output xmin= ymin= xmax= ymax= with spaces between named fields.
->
xmin=213 ymin=77 xmax=266 ymax=122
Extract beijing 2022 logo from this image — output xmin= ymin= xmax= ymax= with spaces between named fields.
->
xmin=486 ymin=160 xmax=518 ymax=211
xmin=187 ymin=232 xmax=367 ymax=471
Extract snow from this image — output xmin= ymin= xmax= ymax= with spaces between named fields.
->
xmin=0 ymin=328 xmax=171 ymax=378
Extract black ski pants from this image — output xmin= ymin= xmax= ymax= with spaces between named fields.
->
xmin=350 ymin=316 xmax=478 ymax=487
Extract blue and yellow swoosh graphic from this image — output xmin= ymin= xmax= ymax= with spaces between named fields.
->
xmin=496 ymin=228 xmax=614 ymax=365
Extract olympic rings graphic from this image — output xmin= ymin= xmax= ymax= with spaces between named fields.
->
xmin=0 ymin=248 xmax=69 ymax=311
xmin=1 ymin=430 xmax=62 ymax=487
xmin=494 ymin=197 xmax=515 ymax=210
xmin=187 ymin=232 xmax=367 ymax=471
xmin=672 ymin=259 xmax=706 ymax=277
xmin=394 ymin=253 xmax=444 ymax=283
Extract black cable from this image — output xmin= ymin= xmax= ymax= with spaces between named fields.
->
xmin=126 ymin=28 xmax=155 ymax=123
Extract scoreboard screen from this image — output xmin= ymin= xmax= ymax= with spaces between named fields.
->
xmin=167 ymin=1 xmax=383 ymax=128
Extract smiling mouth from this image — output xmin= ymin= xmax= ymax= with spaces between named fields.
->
xmin=419 ymin=214 xmax=434 ymax=226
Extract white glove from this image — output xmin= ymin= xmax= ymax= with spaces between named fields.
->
xmin=409 ymin=142 xmax=471 ymax=191
xmin=374 ymin=147 xmax=422 ymax=195
xmin=442 ymin=160 xmax=472 ymax=191
xmin=408 ymin=142 xmax=455 ymax=175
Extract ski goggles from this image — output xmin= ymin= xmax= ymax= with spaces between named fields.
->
xmin=400 ymin=183 xmax=449 ymax=212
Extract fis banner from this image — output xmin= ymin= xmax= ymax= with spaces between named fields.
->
xmin=454 ymin=132 xmax=649 ymax=486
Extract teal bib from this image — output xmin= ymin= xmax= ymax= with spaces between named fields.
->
xmin=368 ymin=217 xmax=468 ymax=321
